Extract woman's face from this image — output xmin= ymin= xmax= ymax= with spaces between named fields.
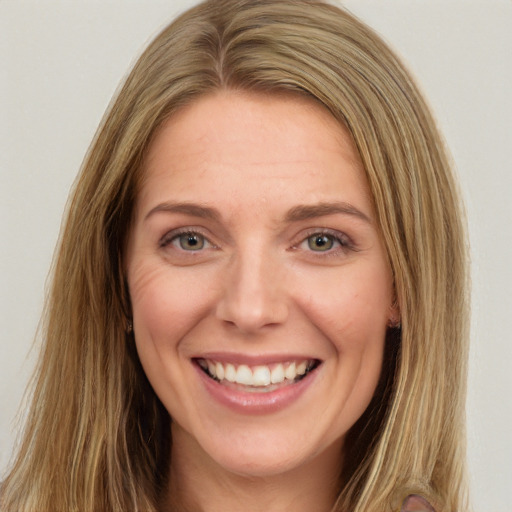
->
xmin=126 ymin=90 xmax=397 ymax=478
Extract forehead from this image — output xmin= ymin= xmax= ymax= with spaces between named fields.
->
xmin=137 ymin=90 xmax=373 ymax=220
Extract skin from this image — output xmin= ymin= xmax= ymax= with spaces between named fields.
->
xmin=126 ymin=90 xmax=398 ymax=512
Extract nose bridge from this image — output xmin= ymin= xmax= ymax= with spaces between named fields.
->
xmin=216 ymin=240 xmax=288 ymax=332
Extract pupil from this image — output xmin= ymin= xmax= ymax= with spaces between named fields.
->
xmin=308 ymin=234 xmax=333 ymax=251
xmin=180 ymin=233 xmax=203 ymax=250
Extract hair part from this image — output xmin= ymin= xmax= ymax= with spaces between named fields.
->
xmin=1 ymin=1 xmax=470 ymax=511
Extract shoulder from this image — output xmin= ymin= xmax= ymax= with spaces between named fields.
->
xmin=401 ymin=494 xmax=436 ymax=512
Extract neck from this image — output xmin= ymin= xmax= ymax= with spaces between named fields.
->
xmin=161 ymin=424 xmax=343 ymax=512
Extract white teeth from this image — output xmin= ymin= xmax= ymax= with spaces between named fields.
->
xmin=284 ymin=362 xmax=296 ymax=381
xmin=252 ymin=366 xmax=271 ymax=386
xmin=200 ymin=359 xmax=315 ymax=387
xmin=215 ymin=362 xmax=225 ymax=380
xmin=296 ymin=361 xmax=307 ymax=375
xmin=225 ymin=363 xmax=237 ymax=382
xmin=270 ymin=364 xmax=285 ymax=384
xmin=235 ymin=365 xmax=252 ymax=385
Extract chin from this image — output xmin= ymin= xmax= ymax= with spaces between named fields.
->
xmin=183 ymin=419 xmax=342 ymax=480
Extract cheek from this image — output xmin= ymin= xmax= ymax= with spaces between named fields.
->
xmin=305 ymin=266 xmax=392 ymax=425
xmin=126 ymin=260 xmax=220 ymax=413
xmin=296 ymin=263 xmax=393 ymax=351
xmin=127 ymin=259 xmax=217 ymax=346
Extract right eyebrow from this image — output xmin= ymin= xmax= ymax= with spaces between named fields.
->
xmin=144 ymin=201 xmax=222 ymax=223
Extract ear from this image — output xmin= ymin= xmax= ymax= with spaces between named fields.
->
xmin=388 ymin=296 xmax=401 ymax=329
xmin=401 ymin=494 xmax=436 ymax=512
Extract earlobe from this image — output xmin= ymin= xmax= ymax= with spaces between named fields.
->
xmin=388 ymin=314 xmax=401 ymax=329
xmin=388 ymin=297 xmax=401 ymax=329
xmin=121 ymin=274 xmax=133 ymax=324
xmin=400 ymin=494 xmax=436 ymax=512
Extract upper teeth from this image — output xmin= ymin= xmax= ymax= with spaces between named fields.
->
xmin=199 ymin=359 xmax=313 ymax=387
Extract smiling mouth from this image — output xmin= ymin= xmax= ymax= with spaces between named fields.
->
xmin=195 ymin=358 xmax=320 ymax=392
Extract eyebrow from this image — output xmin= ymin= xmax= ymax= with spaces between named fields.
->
xmin=284 ymin=202 xmax=372 ymax=224
xmin=144 ymin=202 xmax=222 ymax=222
xmin=144 ymin=200 xmax=371 ymax=224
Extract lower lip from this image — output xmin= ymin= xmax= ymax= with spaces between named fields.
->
xmin=194 ymin=363 xmax=319 ymax=415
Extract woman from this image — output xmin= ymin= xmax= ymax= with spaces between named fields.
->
xmin=1 ymin=1 xmax=470 ymax=511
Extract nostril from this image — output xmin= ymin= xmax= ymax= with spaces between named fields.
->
xmin=213 ymin=255 xmax=289 ymax=332
xmin=215 ymin=293 xmax=288 ymax=333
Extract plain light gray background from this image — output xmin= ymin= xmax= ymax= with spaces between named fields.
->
xmin=1 ymin=1 xmax=511 ymax=510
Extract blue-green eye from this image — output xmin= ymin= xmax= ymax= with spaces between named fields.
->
xmin=307 ymin=234 xmax=336 ymax=252
xmin=175 ymin=232 xmax=206 ymax=251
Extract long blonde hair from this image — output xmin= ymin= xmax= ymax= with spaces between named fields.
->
xmin=1 ymin=1 xmax=470 ymax=511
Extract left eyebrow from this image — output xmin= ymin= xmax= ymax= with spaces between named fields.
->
xmin=284 ymin=202 xmax=372 ymax=224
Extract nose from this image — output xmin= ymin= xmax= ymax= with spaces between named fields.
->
xmin=215 ymin=249 xmax=289 ymax=334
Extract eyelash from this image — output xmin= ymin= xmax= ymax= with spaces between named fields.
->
xmin=159 ymin=227 xmax=355 ymax=257
xmin=294 ymin=229 xmax=355 ymax=257
xmin=159 ymin=228 xmax=215 ymax=252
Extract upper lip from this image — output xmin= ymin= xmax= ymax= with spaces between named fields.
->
xmin=192 ymin=352 xmax=321 ymax=366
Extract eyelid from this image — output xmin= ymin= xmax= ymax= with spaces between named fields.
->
xmin=159 ymin=226 xmax=356 ymax=256
xmin=159 ymin=227 xmax=216 ymax=250
xmin=293 ymin=228 xmax=356 ymax=254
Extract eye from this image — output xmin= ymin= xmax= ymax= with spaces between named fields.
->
xmin=160 ymin=230 xmax=213 ymax=252
xmin=175 ymin=232 xmax=206 ymax=251
xmin=295 ymin=229 xmax=355 ymax=256
xmin=307 ymin=233 xmax=336 ymax=252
